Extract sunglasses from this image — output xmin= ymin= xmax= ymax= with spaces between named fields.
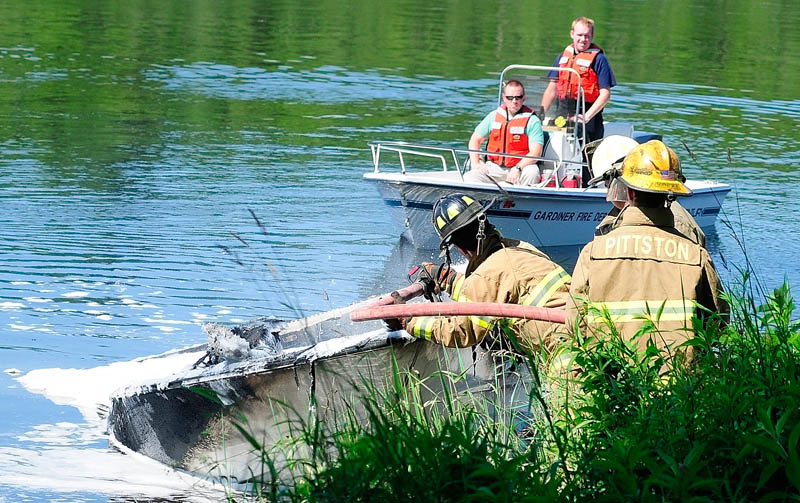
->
xmin=504 ymin=95 xmax=524 ymax=101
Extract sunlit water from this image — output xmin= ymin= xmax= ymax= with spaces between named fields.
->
xmin=1 ymin=1 xmax=799 ymax=501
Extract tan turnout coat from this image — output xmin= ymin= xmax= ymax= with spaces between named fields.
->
xmin=596 ymin=201 xmax=706 ymax=247
xmin=567 ymin=205 xmax=726 ymax=354
xmin=406 ymin=235 xmax=571 ymax=354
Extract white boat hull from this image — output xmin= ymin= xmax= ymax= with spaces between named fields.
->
xmin=365 ymin=171 xmax=730 ymax=249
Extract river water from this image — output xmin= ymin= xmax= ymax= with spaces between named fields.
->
xmin=1 ymin=0 xmax=798 ymax=501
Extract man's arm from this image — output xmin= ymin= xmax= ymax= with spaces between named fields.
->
xmin=468 ymin=111 xmax=495 ymax=171
xmin=699 ymin=251 xmax=729 ymax=324
xmin=468 ymin=131 xmax=487 ymax=169
xmin=579 ymin=54 xmax=615 ymax=123
xmin=405 ymin=274 xmax=497 ymax=348
xmin=564 ymin=244 xmax=592 ymax=335
xmin=541 ymin=80 xmax=558 ymax=114
xmin=579 ymin=87 xmax=610 ymax=123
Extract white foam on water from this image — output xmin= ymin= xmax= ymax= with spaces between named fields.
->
xmin=18 ymin=421 xmax=100 ymax=446
xmin=62 ymin=291 xmax=89 ymax=298
xmin=18 ymin=347 xmax=205 ymax=421
xmin=23 ymin=297 xmax=52 ymax=303
xmin=9 ymin=348 xmax=228 ymax=501
xmin=0 ymin=444 xmax=229 ymax=501
xmin=0 ymin=301 xmax=25 ymax=310
xmin=9 ymin=323 xmax=35 ymax=330
xmin=142 ymin=316 xmax=192 ymax=325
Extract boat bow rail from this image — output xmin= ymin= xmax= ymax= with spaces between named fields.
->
xmin=368 ymin=140 xmax=584 ymax=189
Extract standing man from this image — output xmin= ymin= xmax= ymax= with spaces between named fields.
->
xmin=567 ymin=140 xmax=727 ymax=360
xmin=465 ymin=80 xmax=544 ymax=186
xmin=541 ymin=17 xmax=616 ymax=142
xmin=389 ymin=193 xmax=570 ymax=354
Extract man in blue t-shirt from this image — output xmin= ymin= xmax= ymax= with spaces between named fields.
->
xmin=465 ymin=80 xmax=544 ymax=186
xmin=541 ymin=17 xmax=616 ymax=142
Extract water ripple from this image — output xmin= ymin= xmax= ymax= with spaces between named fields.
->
xmin=145 ymin=63 xmax=494 ymax=109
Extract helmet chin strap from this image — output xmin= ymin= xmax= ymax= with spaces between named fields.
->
xmin=475 ymin=214 xmax=487 ymax=255
xmin=665 ymin=191 xmax=676 ymax=207
xmin=443 ymin=243 xmax=452 ymax=270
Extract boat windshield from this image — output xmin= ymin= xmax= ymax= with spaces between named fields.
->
xmin=497 ymin=65 xmax=585 ymax=145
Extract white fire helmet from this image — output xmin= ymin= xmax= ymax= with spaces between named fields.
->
xmin=587 ymin=135 xmax=640 ymax=204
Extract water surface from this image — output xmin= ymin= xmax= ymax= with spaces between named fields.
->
xmin=1 ymin=0 xmax=799 ymax=500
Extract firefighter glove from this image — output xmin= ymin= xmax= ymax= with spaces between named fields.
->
xmin=383 ymin=317 xmax=407 ymax=332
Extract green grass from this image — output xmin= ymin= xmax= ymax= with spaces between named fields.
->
xmin=221 ymin=274 xmax=800 ymax=502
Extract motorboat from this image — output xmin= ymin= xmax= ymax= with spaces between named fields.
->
xmin=364 ymin=65 xmax=731 ymax=249
xmin=107 ymin=286 xmax=532 ymax=485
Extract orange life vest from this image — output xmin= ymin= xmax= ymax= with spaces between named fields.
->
xmin=556 ymin=43 xmax=602 ymax=103
xmin=486 ymin=105 xmax=534 ymax=167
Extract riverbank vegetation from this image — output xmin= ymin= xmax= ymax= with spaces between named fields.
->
xmin=230 ymin=275 xmax=800 ymax=502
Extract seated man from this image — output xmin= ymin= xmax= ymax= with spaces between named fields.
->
xmin=464 ymin=80 xmax=544 ymax=186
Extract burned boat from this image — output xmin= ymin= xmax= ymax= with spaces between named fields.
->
xmin=107 ymin=291 xmax=529 ymax=484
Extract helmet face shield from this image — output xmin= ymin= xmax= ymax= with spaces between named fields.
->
xmin=588 ymin=135 xmax=640 ymax=185
xmin=605 ymin=177 xmax=629 ymax=203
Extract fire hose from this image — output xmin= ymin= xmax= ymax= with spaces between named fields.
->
xmin=351 ymin=287 xmax=565 ymax=325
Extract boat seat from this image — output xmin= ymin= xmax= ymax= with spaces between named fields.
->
xmin=602 ymin=121 xmax=634 ymax=138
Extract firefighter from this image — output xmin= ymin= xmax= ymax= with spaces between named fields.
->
xmin=589 ymin=135 xmax=706 ymax=247
xmin=567 ymin=140 xmax=727 ymax=360
xmin=389 ymin=193 xmax=571 ymax=355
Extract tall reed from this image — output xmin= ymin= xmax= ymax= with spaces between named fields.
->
xmin=223 ymin=273 xmax=799 ymax=502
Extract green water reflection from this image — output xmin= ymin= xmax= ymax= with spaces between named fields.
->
xmin=1 ymin=0 xmax=797 ymax=175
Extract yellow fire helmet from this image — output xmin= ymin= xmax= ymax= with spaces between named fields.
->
xmin=619 ymin=140 xmax=692 ymax=196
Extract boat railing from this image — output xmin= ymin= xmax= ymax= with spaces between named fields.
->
xmin=370 ymin=141 xmax=550 ymax=174
xmin=498 ymin=64 xmax=586 ymax=147
xmin=368 ymin=140 xmax=585 ymax=188
xmin=369 ymin=141 xmax=459 ymax=174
